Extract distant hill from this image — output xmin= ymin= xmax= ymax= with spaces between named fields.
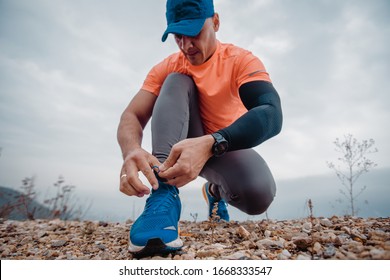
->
xmin=0 ymin=186 xmax=51 ymax=220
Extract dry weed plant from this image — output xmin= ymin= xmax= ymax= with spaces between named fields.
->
xmin=209 ymin=202 xmax=220 ymax=243
xmin=307 ymin=199 xmax=315 ymax=260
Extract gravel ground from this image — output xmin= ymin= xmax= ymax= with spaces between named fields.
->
xmin=0 ymin=216 xmax=389 ymax=260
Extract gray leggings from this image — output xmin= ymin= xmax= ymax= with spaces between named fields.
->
xmin=151 ymin=73 xmax=276 ymax=215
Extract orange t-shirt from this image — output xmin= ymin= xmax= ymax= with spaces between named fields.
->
xmin=142 ymin=41 xmax=271 ymax=134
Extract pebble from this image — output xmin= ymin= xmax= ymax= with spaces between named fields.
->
xmin=313 ymin=242 xmax=322 ymax=255
xmin=264 ymin=230 xmax=272 ymax=238
xmin=296 ymin=253 xmax=312 ymax=260
xmin=370 ymin=248 xmax=386 ymax=259
xmin=236 ymin=225 xmax=250 ymax=239
xmin=324 ymin=244 xmax=336 ymax=258
xmin=256 ymin=238 xmax=284 ymax=249
xmin=292 ymin=236 xmax=312 ymax=250
xmin=320 ymin=218 xmax=333 ymax=227
xmin=277 ymin=249 xmax=292 ymax=260
xmin=196 ymin=250 xmax=216 ymax=258
xmin=0 ymin=217 xmax=388 ymax=260
xmin=302 ymin=222 xmax=312 ymax=234
xmin=221 ymin=251 xmax=248 ymax=260
xmin=351 ymin=229 xmax=367 ymax=242
xmin=51 ymin=240 xmax=67 ymax=247
xmin=37 ymin=231 xmax=48 ymax=238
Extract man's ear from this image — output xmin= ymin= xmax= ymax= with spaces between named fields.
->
xmin=213 ymin=13 xmax=220 ymax=32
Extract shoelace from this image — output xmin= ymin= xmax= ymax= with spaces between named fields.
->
xmin=143 ymin=185 xmax=178 ymax=215
xmin=216 ymin=200 xmax=228 ymax=216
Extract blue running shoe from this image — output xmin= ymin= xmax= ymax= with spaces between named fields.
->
xmin=202 ymin=182 xmax=230 ymax=222
xmin=128 ymin=182 xmax=183 ymax=257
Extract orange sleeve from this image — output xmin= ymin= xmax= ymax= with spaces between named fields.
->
xmin=141 ymin=58 xmax=171 ymax=96
xmin=235 ymin=51 xmax=272 ymax=88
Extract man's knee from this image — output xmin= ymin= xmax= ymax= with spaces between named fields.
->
xmin=163 ymin=72 xmax=194 ymax=89
xmin=246 ymin=186 xmax=275 ymax=215
xmin=228 ymin=181 xmax=276 ymax=215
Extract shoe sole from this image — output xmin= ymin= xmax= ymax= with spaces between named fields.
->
xmin=202 ymin=182 xmax=211 ymax=205
xmin=129 ymin=238 xmax=183 ymax=258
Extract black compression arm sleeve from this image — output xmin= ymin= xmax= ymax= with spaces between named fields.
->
xmin=217 ymin=81 xmax=283 ymax=151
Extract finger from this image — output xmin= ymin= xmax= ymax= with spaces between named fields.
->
xmin=139 ymin=163 xmax=159 ymax=190
xmin=159 ymin=146 xmax=181 ymax=172
xmin=148 ymin=156 xmax=163 ymax=189
xmin=152 ymin=165 xmax=167 ymax=183
xmin=119 ymin=174 xmax=148 ymax=197
xmin=125 ymin=163 xmax=151 ymax=194
xmin=148 ymin=155 xmax=162 ymax=168
xmin=159 ymin=163 xmax=181 ymax=179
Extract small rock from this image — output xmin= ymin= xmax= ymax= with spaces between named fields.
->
xmin=1 ymin=249 xmax=11 ymax=258
xmin=324 ymin=244 xmax=336 ymax=258
xmin=370 ymin=249 xmax=385 ymax=259
xmin=94 ymin=251 xmax=113 ymax=260
xmin=302 ymin=222 xmax=312 ymax=234
xmin=277 ymin=249 xmax=291 ymax=260
xmin=37 ymin=231 xmax=48 ymax=238
xmin=96 ymin=244 xmax=106 ymax=250
xmin=313 ymin=223 xmax=322 ymax=232
xmin=51 ymin=240 xmax=67 ymax=247
xmin=351 ymin=229 xmax=367 ymax=243
xmin=221 ymin=251 xmax=249 ymax=260
xmin=236 ymin=225 xmax=250 ymax=239
xmin=202 ymin=243 xmax=227 ymax=251
xmin=196 ymin=250 xmax=216 ymax=258
xmin=333 ymin=236 xmax=343 ymax=247
xmin=256 ymin=238 xmax=284 ymax=249
xmin=312 ymin=242 xmax=322 ymax=255
xmin=71 ymin=237 xmax=83 ymax=244
xmin=241 ymin=240 xmax=256 ymax=249
xmin=181 ymin=252 xmax=196 ymax=260
xmin=98 ymin=221 xmax=109 ymax=227
xmin=66 ymin=253 xmax=76 ymax=260
xmin=369 ymin=230 xmax=388 ymax=241
xmin=282 ymin=249 xmax=292 ymax=258
xmin=292 ymin=236 xmax=312 ymax=250
xmin=320 ymin=218 xmax=333 ymax=227
xmin=341 ymin=226 xmax=351 ymax=235
xmin=296 ymin=253 xmax=311 ymax=260
xmin=20 ymin=236 xmax=33 ymax=245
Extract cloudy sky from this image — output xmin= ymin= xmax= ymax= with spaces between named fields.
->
xmin=1 ymin=0 xmax=389 ymax=221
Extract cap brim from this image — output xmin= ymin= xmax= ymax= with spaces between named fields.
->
xmin=162 ymin=17 xmax=206 ymax=42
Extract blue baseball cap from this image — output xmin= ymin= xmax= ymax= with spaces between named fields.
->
xmin=162 ymin=0 xmax=215 ymax=42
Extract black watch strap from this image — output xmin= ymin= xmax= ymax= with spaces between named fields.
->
xmin=211 ymin=132 xmax=229 ymax=157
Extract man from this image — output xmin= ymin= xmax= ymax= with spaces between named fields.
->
xmin=117 ymin=0 xmax=282 ymax=257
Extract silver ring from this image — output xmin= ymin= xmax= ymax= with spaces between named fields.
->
xmin=120 ymin=174 xmax=127 ymax=179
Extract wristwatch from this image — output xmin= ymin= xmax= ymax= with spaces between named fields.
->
xmin=211 ymin=132 xmax=229 ymax=157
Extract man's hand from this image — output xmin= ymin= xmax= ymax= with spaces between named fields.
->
xmin=119 ymin=148 xmax=161 ymax=197
xmin=158 ymin=135 xmax=214 ymax=187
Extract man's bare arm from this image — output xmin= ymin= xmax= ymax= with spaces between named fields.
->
xmin=117 ymin=89 xmax=160 ymax=196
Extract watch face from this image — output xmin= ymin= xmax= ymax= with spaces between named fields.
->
xmin=214 ymin=141 xmax=228 ymax=156
xmin=212 ymin=132 xmax=228 ymax=157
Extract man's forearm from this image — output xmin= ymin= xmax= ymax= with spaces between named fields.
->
xmin=117 ymin=90 xmax=156 ymax=160
xmin=117 ymin=113 xmax=145 ymax=160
